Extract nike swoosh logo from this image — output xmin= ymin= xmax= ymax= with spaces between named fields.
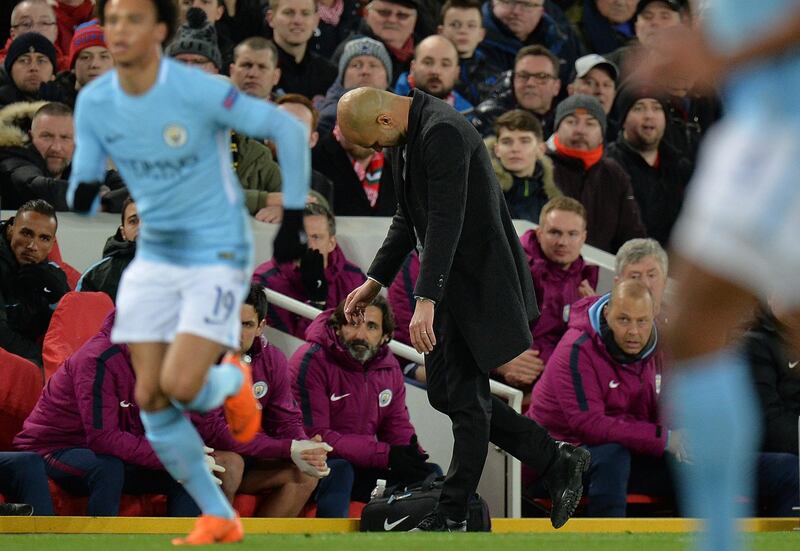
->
xmin=43 ymin=287 xmax=51 ymax=293
xmin=789 ymin=362 xmax=798 ymax=369
xmin=119 ymin=401 xmax=131 ymax=408
xmin=330 ymin=393 xmax=350 ymax=401
xmin=384 ymin=515 xmax=410 ymax=530
xmin=609 ymin=380 xmax=620 ymax=389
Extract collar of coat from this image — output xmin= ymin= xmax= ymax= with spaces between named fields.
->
xmin=484 ymin=134 xmax=559 ymax=195
xmin=0 ymin=100 xmax=48 ymax=148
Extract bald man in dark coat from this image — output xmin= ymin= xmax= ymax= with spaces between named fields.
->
xmin=339 ymin=87 xmax=590 ymax=531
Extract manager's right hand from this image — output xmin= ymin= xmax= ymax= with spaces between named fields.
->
xmin=344 ymin=279 xmax=382 ymax=325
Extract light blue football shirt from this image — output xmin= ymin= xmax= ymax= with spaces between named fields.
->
xmin=703 ymin=0 xmax=800 ymax=123
xmin=68 ymin=58 xmax=310 ymax=269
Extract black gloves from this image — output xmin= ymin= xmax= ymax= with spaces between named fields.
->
xmin=72 ymin=181 xmax=103 ymax=213
xmin=300 ymin=248 xmax=328 ymax=306
xmin=273 ymin=208 xmax=307 ymax=263
xmin=14 ymin=263 xmax=69 ymax=337
xmin=389 ymin=435 xmax=431 ymax=483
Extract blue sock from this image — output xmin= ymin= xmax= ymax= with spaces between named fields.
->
xmin=668 ymin=351 xmax=760 ymax=551
xmin=140 ymin=407 xmax=235 ymax=519
xmin=173 ymin=363 xmax=244 ymax=413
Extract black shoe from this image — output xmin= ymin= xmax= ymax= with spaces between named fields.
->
xmin=0 ymin=503 xmax=34 ymax=516
xmin=543 ymin=442 xmax=591 ymax=529
xmin=409 ymin=510 xmax=467 ymax=532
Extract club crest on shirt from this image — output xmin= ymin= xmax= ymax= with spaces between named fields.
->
xmin=163 ymin=124 xmax=188 ymax=148
xmin=378 ymin=389 xmax=393 ymax=408
xmin=253 ymin=381 xmax=268 ymax=399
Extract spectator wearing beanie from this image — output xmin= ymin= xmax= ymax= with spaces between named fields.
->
xmin=52 ymin=0 xmax=94 ymax=60
xmin=606 ymin=85 xmax=690 ymax=246
xmin=0 ymin=32 xmax=59 ymax=107
xmin=166 ymin=8 xmax=223 ymax=74
xmin=316 ymin=37 xmax=392 ymax=136
xmin=546 ymin=94 xmax=646 ymax=253
xmin=0 ymin=0 xmax=69 ymax=72
xmin=51 ymin=20 xmax=113 ymax=108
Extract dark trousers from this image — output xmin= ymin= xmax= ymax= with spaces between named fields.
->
xmin=584 ymin=443 xmax=675 ymax=517
xmin=426 ymin=305 xmax=558 ymax=520
xmin=45 ymin=447 xmax=199 ymax=517
xmin=314 ymin=458 xmax=354 ymax=518
xmin=0 ymin=451 xmax=54 ymax=515
xmin=756 ymin=452 xmax=798 ymax=516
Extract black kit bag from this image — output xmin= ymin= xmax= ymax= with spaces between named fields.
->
xmin=359 ymin=475 xmax=491 ymax=532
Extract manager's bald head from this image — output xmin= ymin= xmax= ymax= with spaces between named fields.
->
xmin=337 ymin=87 xmax=412 ymax=153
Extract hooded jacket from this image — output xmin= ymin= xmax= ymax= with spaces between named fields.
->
xmin=520 ymin=231 xmax=598 ymax=363
xmin=289 ymin=309 xmax=416 ymax=469
xmin=76 ymin=230 xmax=136 ymax=303
xmin=527 ymin=294 xmax=666 ymax=456
xmin=193 ymin=336 xmax=309 ymax=460
xmin=14 ymin=313 xmax=163 ymax=469
xmin=252 ymin=245 xmax=366 ymax=339
xmin=485 ymin=135 xmax=560 ymax=223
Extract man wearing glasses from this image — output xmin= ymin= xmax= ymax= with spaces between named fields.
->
xmin=473 ymin=45 xmax=562 ymax=137
xmin=333 ymin=0 xmax=419 ymax=87
xmin=479 ymin=0 xmax=582 ymax=81
xmin=1 ymin=0 xmax=68 ymax=71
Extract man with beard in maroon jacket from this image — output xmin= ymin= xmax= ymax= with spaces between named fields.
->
xmin=290 ymin=297 xmax=439 ymax=517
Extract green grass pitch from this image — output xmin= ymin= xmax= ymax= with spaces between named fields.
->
xmin=0 ymin=532 xmax=797 ymax=550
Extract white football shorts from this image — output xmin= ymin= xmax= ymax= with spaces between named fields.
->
xmin=112 ymin=258 xmax=249 ymax=349
xmin=671 ymin=116 xmax=800 ymax=306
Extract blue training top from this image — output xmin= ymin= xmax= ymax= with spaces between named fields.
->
xmin=68 ymin=58 xmax=310 ymax=269
xmin=703 ymin=0 xmax=800 ymax=123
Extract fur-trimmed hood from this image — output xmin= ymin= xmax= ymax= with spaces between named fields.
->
xmin=0 ymin=101 xmax=47 ymax=148
xmin=484 ymin=134 xmax=560 ymax=196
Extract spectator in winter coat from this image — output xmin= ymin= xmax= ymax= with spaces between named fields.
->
xmin=437 ymin=0 xmax=502 ymax=107
xmin=331 ymin=0 xmax=420 ymax=88
xmin=53 ymin=20 xmax=114 ymax=109
xmin=547 ymin=94 xmax=646 ymax=252
xmin=473 ymin=45 xmax=561 ymax=137
xmin=486 ymin=109 xmax=560 ymax=223
xmin=192 ymin=283 xmax=340 ymax=517
xmin=606 ymin=85 xmax=689 ymax=246
xmin=566 ymin=53 xmax=619 ymax=140
xmin=316 ymin=37 xmax=392 ymax=136
xmin=0 ymin=101 xmax=126 ymax=211
xmin=252 ymin=203 xmax=366 ymax=339
xmin=393 ymin=35 xmax=474 ymax=116
xmin=290 ymin=298 xmax=439 ymax=503
xmin=0 ymin=0 xmax=68 ymax=73
xmin=77 ymin=197 xmax=138 ymax=303
xmin=14 ymin=312 xmax=244 ymax=515
xmin=528 ymin=280 xmax=680 ymax=516
xmin=0 ymin=200 xmax=68 ymax=365
xmin=571 ymin=0 xmax=638 ymax=56
xmin=0 ymin=32 xmax=59 ymax=107
xmin=477 ymin=0 xmax=583 ymax=80
xmin=267 ymin=0 xmax=337 ymax=101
